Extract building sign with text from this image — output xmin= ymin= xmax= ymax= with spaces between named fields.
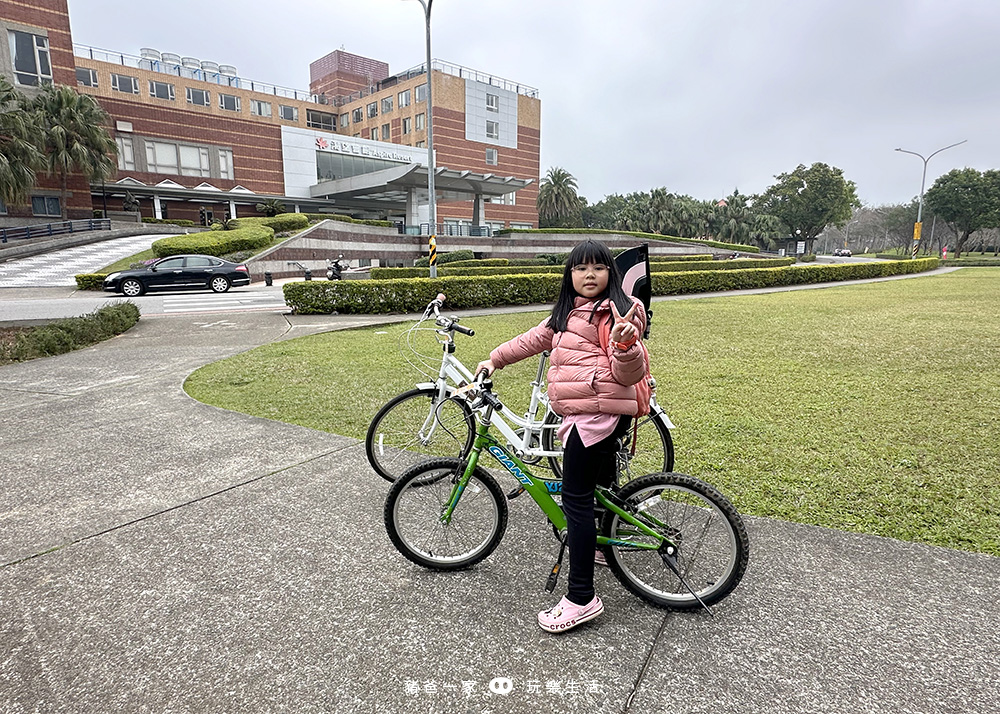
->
xmin=314 ymin=137 xmax=416 ymax=163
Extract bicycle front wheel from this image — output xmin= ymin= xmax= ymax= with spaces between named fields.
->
xmin=602 ymin=472 xmax=749 ymax=610
xmin=366 ymin=388 xmax=475 ymax=482
xmin=384 ymin=457 xmax=508 ymax=571
xmin=542 ymin=408 xmax=674 ymax=483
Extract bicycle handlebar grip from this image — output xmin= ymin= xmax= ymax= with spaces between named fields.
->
xmin=453 ymin=324 xmax=475 ymax=336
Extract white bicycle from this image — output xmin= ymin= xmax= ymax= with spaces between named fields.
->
xmin=364 ymin=294 xmax=676 ymax=483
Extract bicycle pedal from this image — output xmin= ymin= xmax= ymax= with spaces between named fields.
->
xmin=506 ymin=485 xmax=525 ymax=500
xmin=544 ymin=563 xmax=560 ymax=593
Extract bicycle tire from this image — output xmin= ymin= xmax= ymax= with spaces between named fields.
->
xmin=366 ymin=387 xmax=475 ymax=482
xmin=601 ymin=472 xmax=749 ymax=610
xmin=384 ymin=457 xmax=508 ymax=571
xmin=541 ymin=408 xmax=674 ymax=482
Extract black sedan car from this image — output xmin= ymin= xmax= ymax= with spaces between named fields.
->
xmin=103 ymin=254 xmax=251 ymax=297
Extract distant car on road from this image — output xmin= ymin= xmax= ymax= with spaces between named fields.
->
xmin=103 ymin=254 xmax=251 ymax=297
xmin=833 ymin=248 xmax=853 ymax=257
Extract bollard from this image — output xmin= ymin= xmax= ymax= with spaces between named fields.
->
xmin=304 ymin=269 xmax=312 ymax=281
xmin=264 ymin=271 xmax=273 ymax=286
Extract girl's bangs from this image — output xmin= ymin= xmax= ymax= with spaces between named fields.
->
xmin=567 ymin=240 xmax=613 ymax=266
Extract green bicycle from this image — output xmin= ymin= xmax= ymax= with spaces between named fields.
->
xmin=384 ymin=377 xmax=749 ymax=612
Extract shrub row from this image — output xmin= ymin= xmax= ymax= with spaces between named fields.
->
xmin=306 ymin=213 xmax=394 ymax=227
xmin=232 ymin=212 xmax=309 ymax=232
xmin=652 ymin=254 xmax=714 ymax=262
xmin=493 ymin=227 xmax=760 ymax=254
xmin=75 ymin=274 xmax=107 ymax=290
xmin=285 ymin=258 xmax=939 ymax=314
xmin=414 ymin=250 xmax=475 ymax=267
xmin=151 ymin=224 xmax=275 ymax=258
xmin=370 ymin=257 xmax=794 ymax=280
xmin=0 ymin=302 xmax=141 ymax=363
xmin=141 ymin=218 xmax=196 ymax=226
xmin=446 ymin=258 xmax=511 ymax=267
xmin=941 ymin=259 xmax=1000 ymax=266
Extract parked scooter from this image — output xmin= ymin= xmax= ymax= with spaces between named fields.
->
xmin=327 ymin=254 xmax=344 ymax=281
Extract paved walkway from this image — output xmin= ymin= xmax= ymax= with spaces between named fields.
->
xmin=0 ymin=298 xmax=996 ymax=713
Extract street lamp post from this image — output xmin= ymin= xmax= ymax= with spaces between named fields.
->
xmin=894 ymin=140 xmax=966 ymax=259
xmin=410 ymin=0 xmax=437 ymax=277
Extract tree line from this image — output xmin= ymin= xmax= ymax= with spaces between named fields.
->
xmin=0 ymin=77 xmax=116 ymax=219
xmin=536 ymin=161 xmax=1000 ymax=258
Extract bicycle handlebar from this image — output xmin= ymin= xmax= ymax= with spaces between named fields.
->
xmin=424 ymin=293 xmax=474 ymax=337
xmin=453 ymin=323 xmax=475 ymax=336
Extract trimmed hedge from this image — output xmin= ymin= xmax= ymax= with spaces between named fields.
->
xmin=306 ymin=213 xmax=395 ymax=227
xmin=232 ymin=212 xmax=309 ymax=232
xmin=75 ymin=274 xmax=108 ymax=290
xmin=493 ymin=227 xmax=760 ymax=254
xmin=446 ymin=258 xmax=510 ymax=267
xmin=414 ymin=250 xmax=475 ymax=267
xmin=151 ymin=225 xmax=275 ymax=258
xmin=651 ymin=254 xmax=714 ymax=262
xmin=370 ymin=257 xmax=794 ymax=280
xmin=285 ymin=258 xmax=939 ymax=314
xmin=0 ymin=302 xmax=140 ymax=363
xmin=141 ymin=218 xmax=196 ymax=226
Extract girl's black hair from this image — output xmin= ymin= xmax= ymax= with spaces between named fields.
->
xmin=549 ymin=239 xmax=633 ymax=332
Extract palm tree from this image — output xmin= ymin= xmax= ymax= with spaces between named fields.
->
xmin=536 ymin=167 xmax=581 ymax=227
xmin=255 ymin=198 xmax=286 ymax=217
xmin=28 ymin=84 xmax=117 ymax=219
xmin=0 ymin=77 xmax=43 ymax=206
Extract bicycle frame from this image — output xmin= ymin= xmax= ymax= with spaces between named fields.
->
xmin=442 ymin=408 xmax=675 ymax=553
xmin=416 ymin=334 xmax=560 ymax=460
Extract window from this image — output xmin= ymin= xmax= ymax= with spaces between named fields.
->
xmin=179 ymin=145 xmax=211 ymax=177
xmin=157 ymin=257 xmax=185 ymax=270
xmin=486 ymin=93 xmax=499 ymax=112
xmin=367 ymin=102 xmax=378 ymax=118
xmin=370 ymin=128 xmax=379 ymax=140
xmin=381 ymin=123 xmax=390 ymax=140
xmin=339 ymin=113 xmax=349 ymax=128
xmin=415 ymin=113 xmax=425 ymax=131
xmin=30 ymin=196 xmax=60 ymax=217
xmin=116 ymin=136 xmax=135 ymax=171
xmin=251 ymin=99 xmax=271 ymax=117
xmin=186 ymin=87 xmax=209 ymax=106
xmin=219 ymin=149 xmax=233 ymax=180
xmin=486 ymin=120 xmax=499 ymax=139
xmin=307 ymin=110 xmax=335 ymax=131
xmin=485 ymin=148 xmax=498 ymax=166
xmin=219 ymin=93 xmax=240 ymax=111
xmin=352 ymin=108 xmax=363 ymax=123
xmin=145 ymin=141 xmax=179 ymax=174
xmin=402 ymin=117 xmax=412 ymax=135
xmin=76 ymin=68 xmax=98 ymax=88
xmin=8 ymin=31 xmax=51 ymax=87
xmin=111 ymin=73 xmax=139 ymax=94
xmin=279 ymin=105 xmax=298 ymax=122
xmin=149 ymin=80 xmax=175 ymax=101
xmin=398 ymin=89 xmax=411 ymax=108
xmin=381 ymin=96 xmax=393 ymax=113
xmin=415 ymin=83 xmax=427 ymax=103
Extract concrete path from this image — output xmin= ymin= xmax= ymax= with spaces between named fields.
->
xmin=0 ymin=305 xmax=996 ymax=713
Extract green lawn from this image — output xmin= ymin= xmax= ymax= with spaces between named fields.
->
xmin=184 ymin=269 xmax=1000 ymax=555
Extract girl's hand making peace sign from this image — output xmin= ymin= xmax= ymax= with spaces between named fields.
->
xmin=610 ymin=301 xmax=639 ymax=345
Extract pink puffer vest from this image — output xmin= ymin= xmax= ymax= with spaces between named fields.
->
xmin=489 ymin=296 xmax=647 ymax=416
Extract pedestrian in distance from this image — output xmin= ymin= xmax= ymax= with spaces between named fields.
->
xmin=476 ymin=239 xmax=648 ymax=633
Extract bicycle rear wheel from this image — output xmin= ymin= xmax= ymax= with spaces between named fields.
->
xmin=542 ymin=408 xmax=674 ymax=483
xmin=384 ymin=457 xmax=508 ymax=571
xmin=366 ymin=387 xmax=475 ymax=482
xmin=601 ymin=472 xmax=749 ymax=610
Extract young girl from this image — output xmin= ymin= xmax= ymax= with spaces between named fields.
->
xmin=476 ymin=239 xmax=647 ymax=633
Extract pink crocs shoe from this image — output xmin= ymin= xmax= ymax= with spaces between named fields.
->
xmin=537 ymin=595 xmax=604 ymax=633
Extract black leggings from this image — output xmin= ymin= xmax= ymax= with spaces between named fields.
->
xmin=561 ymin=416 xmax=632 ymax=606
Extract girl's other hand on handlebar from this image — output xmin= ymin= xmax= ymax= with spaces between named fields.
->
xmin=475 ymin=359 xmax=495 ymax=378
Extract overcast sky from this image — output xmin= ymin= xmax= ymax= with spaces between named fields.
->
xmin=68 ymin=0 xmax=1000 ymax=207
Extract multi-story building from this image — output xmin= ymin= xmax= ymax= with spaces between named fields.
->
xmin=1 ymin=1 xmax=540 ymax=232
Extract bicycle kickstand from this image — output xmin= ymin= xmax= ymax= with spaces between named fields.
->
xmin=545 ymin=535 xmax=568 ymax=593
xmin=659 ymin=545 xmax=715 ymax=617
